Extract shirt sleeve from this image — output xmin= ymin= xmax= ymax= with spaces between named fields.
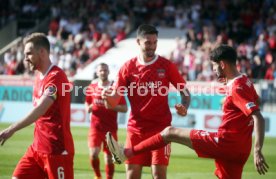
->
xmin=43 ymin=70 xmax=70 ymax=101
xmin=168 ymin=62 xmax=186 ymax=91
xmin=118 ymin=95 xmax=127 ymax=105
xmin=85 ymin=85 xmax=93 ymax=104
xmin=43 ymin=74 xmax=59 ymax=101
xmin=232 ymin=83 xmax=260 ymax=116
xmin=113 ymin=65 xmax=128 ymax=91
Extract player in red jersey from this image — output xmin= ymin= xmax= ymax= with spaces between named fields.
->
xmin=102 ymin=24 xmax=191 ymax=179
xmin=0 ymin=33 xmax=74 ymax=179
xmin=106 ymin=45 xmax=269 ymax=179
xmin=85 ymin=63 xmax=127 ymax=179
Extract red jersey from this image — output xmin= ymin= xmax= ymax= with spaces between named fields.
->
xmin=32 ymin=65 xmax=74 ymax=154
xmin=86 ymin=81 xmax=126 ymax=133
xmin=218 ymin=75 xmax=259 ymax=153
xmin=114 ymin=55 xmax=186 ymax=133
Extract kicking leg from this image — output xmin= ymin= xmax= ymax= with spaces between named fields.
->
xmin=161 ymin=126 xmax=193 ymax=149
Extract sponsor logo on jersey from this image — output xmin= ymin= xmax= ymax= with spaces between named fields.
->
xmin=94 ymin=98 xmax=105 ymax=106
xmin=138 ymin=81 xmax=162 ymax=88
xmin=245 ymin=102 xmax=256 ymax=109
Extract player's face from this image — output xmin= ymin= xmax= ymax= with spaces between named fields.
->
xmin=24 ymin=42 xmax=40 ymax=72
xmin=137 ymin=34 xmax=157 ymax=58
xmin=96 ymin=65 xmax=109 ymax=82
xmin=211 ymin=61 xmax=225 ymax=80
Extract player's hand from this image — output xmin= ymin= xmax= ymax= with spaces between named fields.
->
xmin=0 ymin=127 xmax=15 ymax=146
xmin=254 ymin=150 xmax=269 ymax=175
xmin=88 ymin=104 xmax=93 ymax=113
xmin=175 ymin=104 xmax=187 ymax=116
xmin=101 ymin=87 xmax=113 ymax=100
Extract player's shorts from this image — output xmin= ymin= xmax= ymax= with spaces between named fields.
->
xmin=125 ymin=130 xmax=171 ymax=166
xmin=88 ymin=128 xmax=117 ymax=154
xmin=13 ymin=146 xmax=74 ymax=179
xmin=190 ymin=129 xmax=250 ymax=179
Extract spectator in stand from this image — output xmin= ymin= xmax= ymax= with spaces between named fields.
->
xmin=114 ymin=28 xmax=126 ymax=45
xmin=2 ymin=0 xmax=276 ymax=81
xmin=97 ymin=33 xmax=113 ymax=55
xmin=265 ymin=63 xmax=276 ymax=80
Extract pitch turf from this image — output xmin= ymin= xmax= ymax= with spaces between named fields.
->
xmin=0 ymin=123 xmax=275 ymax=179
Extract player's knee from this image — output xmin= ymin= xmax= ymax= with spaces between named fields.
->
xmin=12 ymin=177 xmax=18 ymax=179
xmin=161 ymin=126 xmax=175 ymax=141
xmin=152 ymin=174 xmax=164 ymax=179
xmin=90 ymin=152 xmax=99 ymax=159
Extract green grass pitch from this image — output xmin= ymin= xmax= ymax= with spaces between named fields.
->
xmin=0 ymin=123 xmax=275 ymax=179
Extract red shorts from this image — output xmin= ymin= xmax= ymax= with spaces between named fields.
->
xmin=88 ymin=128 xmax=117 ymax=154
xmin=13 ymin=146 xmax=74 ymax=179
xmin=125 ymin=130 xmax=171 ymax=166
xmin=190 ymin=129 xmax=250 ymax=179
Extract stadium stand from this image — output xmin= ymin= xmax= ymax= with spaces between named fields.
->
xmin=0 ymin=0 xmax=275 ymax=111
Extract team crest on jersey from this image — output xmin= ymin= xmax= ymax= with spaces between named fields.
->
xmin=44 ymin=84 xmax=57 ymax=100
xmin=157 ymin=69 xmax=165 ymax=78
xmin=246 ymin=79 xmax=252 ymax=87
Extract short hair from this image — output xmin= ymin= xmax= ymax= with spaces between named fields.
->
xmin=97 ymin=63 xmax=108 ymax=68
xmin=137 ymin=24 xmax=158 ymax=37
xmin=23 ymin=32 xmax=50 ymax=53
xmin=209 ymin=45 xmax=237 ymax=65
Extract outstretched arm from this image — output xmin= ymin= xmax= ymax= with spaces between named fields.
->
xmin=175 ymin=88 xmax=191 ymax=116
xmin=252 ymin=110 xmax=269 ymax=175
xmin=0 ymin=95 xmax=54 ymax=146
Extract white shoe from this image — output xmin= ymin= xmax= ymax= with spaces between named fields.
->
xmin=106 ymin=132 xmax=126 ymax=164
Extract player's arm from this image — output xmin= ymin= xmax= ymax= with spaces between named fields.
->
xmin=103 ymin=65 xmax=127 ymax=108
xmin=85 ymin=85 xmax=93 ymax=113
xmin=0 ymin=95 xmax=54 ymax=146
xmin=175 ymin=88 xmax=190 ymax=116
xmin=112 ymin=104 xmax=127 ymax=112
xmin=104 ymin=93 xmax=128 ymax=112
xmin=169 ymin=62 xmax=190 ymax=116
xmin=104 ymin=102 xmax=128 ymax=113
xmin=102 ymin=88 xmax=121 ymax=108
xmin=251 ymin=110 xmax=269 ymax=175
xmin=180 ymin=88 xmax=191 ymax=109
xmin=232 ymin=84 xmax=269 ymax=174
xmin=85 ymin=102 xmax=93 ymax=113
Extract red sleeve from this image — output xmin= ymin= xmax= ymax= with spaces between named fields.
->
xmin=118 ymin=96 xmax=127 ymax=105
xmin=114 ymin=64 xmax=128 ymax=90
xmin=85 ymin=85 xmax=93 ymax=104
xmin=43 ymin=71 xmax=65 ymax=101
xmin=168 ymin=62 xmax=186 ymax=90
xmin=232 ymin=84 xmax=259 ymax=116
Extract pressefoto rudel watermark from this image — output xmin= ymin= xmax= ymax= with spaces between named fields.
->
xmin=60 ymin=82 xmax=230 ymax=97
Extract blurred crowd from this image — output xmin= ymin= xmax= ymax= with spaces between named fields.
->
xmin=168 ymin=0 xmax=276 ymax=82
xmin=1 ymin=0 xmax=276 ymax=81
xmin=1 ymin=0 xmax=132 ymax=76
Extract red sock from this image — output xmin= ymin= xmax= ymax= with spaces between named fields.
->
xmin=105 ymin=164 xmax=114 ymax=179
xmin=125 ymin=133 xmax=167 ymax=157
xmin=90 ymin=158 xmax=101 ymax=177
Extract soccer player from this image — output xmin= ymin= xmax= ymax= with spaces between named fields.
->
xmin=102 ymin=24 xmax=191 ymax=179
xmin=85 ymin=63 xmax=127 ymax=179
xmin=106 ymin=45 xmax=269 ymax=179
xmin=0 ymin=33 xmax=74 ymax=179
